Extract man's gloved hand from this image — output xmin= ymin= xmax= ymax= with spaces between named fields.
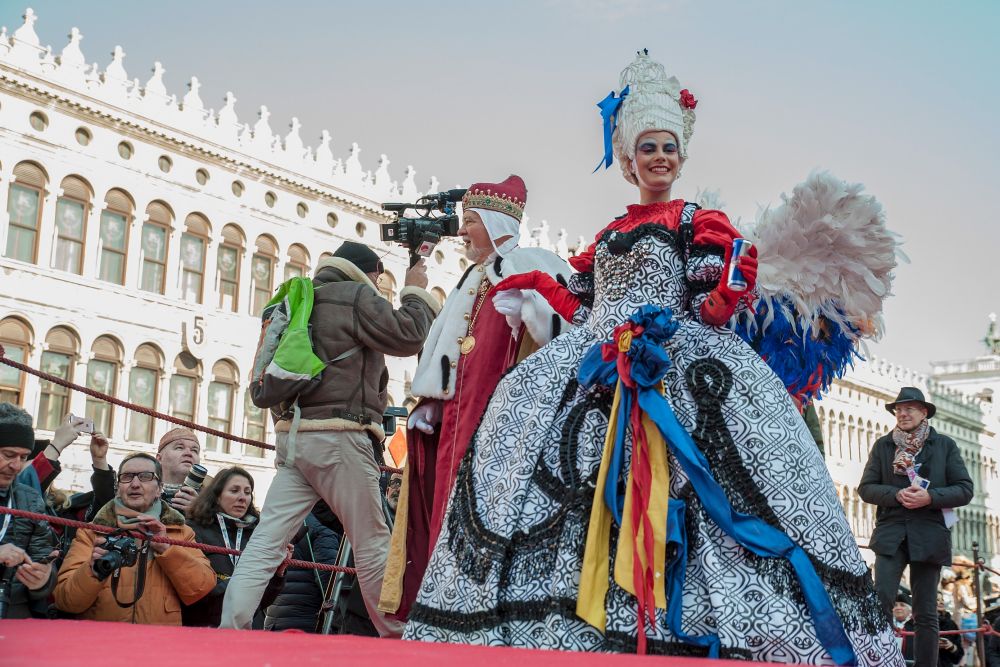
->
xmin=492 ymin=289 xmax=524 ymax=332
xmin=407 ymin=401 xmax=442 ymax=435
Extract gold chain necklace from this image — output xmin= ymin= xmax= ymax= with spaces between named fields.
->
xmin=460 ymin=276 xmax=491 ymax=355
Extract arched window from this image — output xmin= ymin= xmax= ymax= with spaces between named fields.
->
xmin=53 ymin=175 xmax=93 ymax=274
xmin=217 ymin=224 xmax=244 ymax=312
xmin=168 ymin=353 xmax=201 ymax=425
xmin=98 ymin=189 xmax=134 ymax=285
xmin=180 ymin=213 xmax=211 ymax=304
xmin=431 ymin=287 xmax=447 ymax=308
xmin=206 ymin=360 xmax=238 ymax=453
xmin=378 ymin=271 xmax=397 ymax=302
xmin=5 ymin=161 xmax=48 ymax=263
xmin=140 ymin=201 xmax=173 ymax=294
xmin=284 ymin=243 xmax=310 ymax=281
xmin=243 ymin=390 xmax=266 ymax=458
xmin=38 ymin=327 xmax=79 ymax=430
xmin=85 ymin=336 xmax=122 ymax=435
xmin=251 ymin=235 xmax=277 ymax=317
xmin=0 ymin=317 xmax=33 ymax=405
xmin=127 ymin=344 xmax=162 ymax=443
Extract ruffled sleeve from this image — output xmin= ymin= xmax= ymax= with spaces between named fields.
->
xmin=686 ymin=209 xmax=749 ymax=323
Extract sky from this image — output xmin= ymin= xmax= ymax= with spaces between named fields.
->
xmin=5 ymin=0 xmax=999 ymax=375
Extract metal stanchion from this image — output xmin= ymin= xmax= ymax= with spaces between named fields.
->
xmin=973 ymin=542 xmax=985 ymax=667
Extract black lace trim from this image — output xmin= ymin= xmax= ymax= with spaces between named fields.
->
xmin=556 ymin=378 xmax=579 ymax=413
xmin=604 ymin=631 xmax=753 ymax=659
xmin=684 ymin=357 xmax=889 ymax=636
xmin=409 ymin=597 xmax=578 ymax=633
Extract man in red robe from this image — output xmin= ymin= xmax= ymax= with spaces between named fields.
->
xmin=379 ymin=175 xmax=571 ymax=618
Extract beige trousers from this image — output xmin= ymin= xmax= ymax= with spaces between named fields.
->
xmin=220 ymin=429 xmax=404 ymax=637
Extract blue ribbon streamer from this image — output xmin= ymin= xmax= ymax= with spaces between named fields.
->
xmin=577 ymin=305 xmax=857 ymax=666
xmin=665 ymin=499 xmax=720 ymax=657
xmin=593 ymin=85 xmax=629 ymax=172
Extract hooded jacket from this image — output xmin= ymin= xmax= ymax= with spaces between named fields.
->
xmin=53 ymin=500 xmax=216 ymax=625
xmin=275 ymin=257 xmax=439 ymax=439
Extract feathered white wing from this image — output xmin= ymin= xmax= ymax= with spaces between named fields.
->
xmin=734 ymin=171 xmax=905 ymax=403
xmin=744 ymin=171 xmax=903 ymax=339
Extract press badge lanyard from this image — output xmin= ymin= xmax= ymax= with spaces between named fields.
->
xmin=217 ymin=514 xmax=243 ymax=567
xmin=0 ymin=494 xmax=13 ymax=544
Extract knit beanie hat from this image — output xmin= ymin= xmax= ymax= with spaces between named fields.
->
xmin=158 ymin=426 xmax=199 ymax=452
xmin=333 ymin=241 xmax=384 ymax=275
xmin=0 ymin=402 xmax=34 ymax=451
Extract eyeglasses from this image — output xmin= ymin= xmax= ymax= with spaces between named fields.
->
xmin=118 ymin=471 xmax=159 ymax=484
xmin=387 ymin=478 xmax=402 ymax=488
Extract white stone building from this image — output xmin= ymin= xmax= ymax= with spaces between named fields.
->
xmin=0 ymin=8 xmax=527 ymax=497
xmin=817 ymin=352 xmax=1000 ymax=570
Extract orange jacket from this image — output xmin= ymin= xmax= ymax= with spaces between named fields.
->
xmin=54 ymin=500 xmax=216 ymax=625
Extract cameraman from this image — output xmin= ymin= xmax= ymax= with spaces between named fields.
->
xmin=53 ymin=452 xmax=215 ymax=624
xmin=222 ymin=241 xmax=439 ymax=637
xmin=0 ymin=403 xmax=58 ymax=619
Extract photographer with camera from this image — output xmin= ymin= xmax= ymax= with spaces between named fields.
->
xmin=0 ymin=403 xmax=59 ymax=619
xmin=379 ymin=175 xmax=571 ymax=619
xmin=221 ymin=240 xmax=439 ymax=637
xmin=157 ymin=427 xmax=208 ymax=517
xmin=54 ymin=452 xmax=215 ymax=624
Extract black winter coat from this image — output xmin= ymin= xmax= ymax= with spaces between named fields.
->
xmin=0 ymin=483 xmax=57 ymax=619
xmin=264 ymin=513 xmax=341 ymax=632
xmin=902 ymin=612 xmax=964 ymax=665
xmin=182 ymin=515 xmax=285 ymax=628
xmin=858 ymin=428 xmax=973 ymax=565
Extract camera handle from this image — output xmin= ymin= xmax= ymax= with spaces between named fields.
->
xmin=409 ymin=252 xmax=421 ymax=268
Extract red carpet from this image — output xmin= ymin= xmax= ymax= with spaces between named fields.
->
xmin=0 ymin=619 xmax=769 ymax=666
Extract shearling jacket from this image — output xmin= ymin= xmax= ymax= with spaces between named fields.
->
xmin=53 ymin=500 xmax=216 ymax=625
xmin=858 ymin=427 xmax=973 ymax=565
xmin=276 ymin=257 xmax=439 ymax=439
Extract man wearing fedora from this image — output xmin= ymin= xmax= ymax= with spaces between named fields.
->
xmin=859 ymin=386 xmax=974 ymax=667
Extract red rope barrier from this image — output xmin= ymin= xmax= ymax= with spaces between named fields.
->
xmin=894 ymin=624 xmax=993 ymax=637
xmin=0 ymin=505 xmax=357 ymax=575
xmin=0 ymin=343 xmax=403 ymax=475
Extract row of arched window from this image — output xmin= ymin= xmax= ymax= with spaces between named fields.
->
xmin=1 ymin=160 xmax=411 ymax=316
xmin=0 ymin=316 xmax=268 ymax=456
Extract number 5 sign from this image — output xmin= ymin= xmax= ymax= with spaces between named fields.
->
xmin=182 ymin=315 xmax=207 ymax=357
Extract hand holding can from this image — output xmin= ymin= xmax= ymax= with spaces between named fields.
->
xmin=726 ymin=238 xmax=753 ymax=292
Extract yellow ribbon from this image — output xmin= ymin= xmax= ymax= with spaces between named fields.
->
xmin=576 ymin=381 xmax=670 ymax=633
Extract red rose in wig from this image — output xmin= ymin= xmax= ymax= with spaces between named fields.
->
xmin=679 ymin=89 xmax=698 ymax=109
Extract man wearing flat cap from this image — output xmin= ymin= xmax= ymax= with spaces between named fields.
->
xmin=859 ymin=386 xmax=974 ymax=667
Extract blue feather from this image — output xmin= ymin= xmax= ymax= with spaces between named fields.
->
xmin=734 ymin=299 xmax=862 ymax=403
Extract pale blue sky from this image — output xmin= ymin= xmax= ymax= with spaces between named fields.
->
xmin=7 ymin=1 xmax=999 ymax=374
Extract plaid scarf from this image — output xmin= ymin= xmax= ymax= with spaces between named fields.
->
xmin=892 ymin=419 xmax=930 ymax=475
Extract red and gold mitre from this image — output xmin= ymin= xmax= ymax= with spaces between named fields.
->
xmin=461 ymin=174 xmax=527 ymax=222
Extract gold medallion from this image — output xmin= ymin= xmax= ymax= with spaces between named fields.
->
xmin=460 ymin=336 xmax=476 ymax=355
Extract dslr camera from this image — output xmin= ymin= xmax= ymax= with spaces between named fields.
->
xmin=380 ymin=189 xmax=466 ymax=258
xmin=93 ymin=534 xmax=141 ymax=581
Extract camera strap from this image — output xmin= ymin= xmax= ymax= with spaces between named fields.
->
xmin=0 ymin=494 xmax=13 ymax=544
xmin=110 ymin=538 xmax=150 ymax=609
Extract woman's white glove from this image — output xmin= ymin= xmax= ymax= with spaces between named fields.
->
xmin=492 ymin=289 xmax=524 ymax=332
xmin=407 ymin=400 xmax=443 ymax=435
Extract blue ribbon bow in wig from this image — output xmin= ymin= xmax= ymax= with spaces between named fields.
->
xmin=575 ymin=305 xmax=857 ymax=665
xmin=593 ymin=84 xmax=629 ymax=172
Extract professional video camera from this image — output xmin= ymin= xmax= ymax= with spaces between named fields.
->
xmin=380 ymin=189 xmax=466 ymax=261
xmin=93 ymin=533 xmax=141 ymax=581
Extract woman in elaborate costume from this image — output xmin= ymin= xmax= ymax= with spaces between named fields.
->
xmin=404 ymin=51 xmax=902 ymax=664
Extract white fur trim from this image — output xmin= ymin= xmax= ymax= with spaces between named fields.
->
xmin=411 ymin=247 xmax=573 ymax=400
xmin=399 ymin=286 xmax=442 ymax=315
xmin=314 ymin=256 xmax=378 ymax=290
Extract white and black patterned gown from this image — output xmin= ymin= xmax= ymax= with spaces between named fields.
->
xmin=405 ymin=201 xmax=902 ymax=664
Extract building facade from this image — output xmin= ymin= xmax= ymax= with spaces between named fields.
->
xmin=0 ymin=8 xmax=489 ymax=497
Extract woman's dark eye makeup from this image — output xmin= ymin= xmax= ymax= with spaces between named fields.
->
xmin=639 ymin=141 xmax=678 ymax=153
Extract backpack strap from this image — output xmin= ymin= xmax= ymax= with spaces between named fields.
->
xmin=322 ymin=344 xmax=362 ymax=367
